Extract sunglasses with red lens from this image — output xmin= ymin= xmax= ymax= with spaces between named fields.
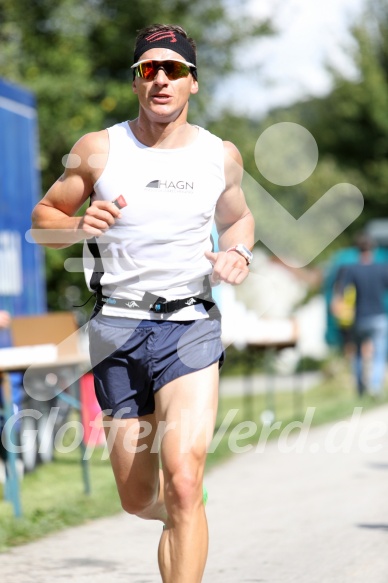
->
xmin=131 ymin=59 xmax=196 ymax=81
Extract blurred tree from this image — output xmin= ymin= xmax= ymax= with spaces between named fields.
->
xmin=209 ymin=0 xmax=388 ymax=266
xmin=208 ymin=111 xmax=364 ymax=265
xmin=0 ymin=0 xmax=271 ymax=311
xmin=282 ymin=0 xmax=388 ymax=226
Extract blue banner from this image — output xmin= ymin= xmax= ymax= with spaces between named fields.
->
xmin=0 ymin=78 xmax=46 ymax=320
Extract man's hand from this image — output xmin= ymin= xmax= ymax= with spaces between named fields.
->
xmin=0 ymin=311 xmax=11 ymax=329
xmin=79 ymin=200 xmax=122 ymax=238
xmin=205 ymin=250 xmax=249 ymax=286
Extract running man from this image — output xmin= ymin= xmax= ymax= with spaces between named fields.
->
xmin=32 ymin=23 xmax=254 ymax=583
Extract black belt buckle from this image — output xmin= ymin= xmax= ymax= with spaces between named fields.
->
xmin=150 ymin=296 xmax=169 ymax=314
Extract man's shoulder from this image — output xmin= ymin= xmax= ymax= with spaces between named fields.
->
xmin=81 ymin=128 xmax=109 ymax=146
xmin=64 ymin=129 xmax=110 ymax=178
xmin=72 ymin=129 xmax=109 ymax=158
xmin=222 ymin=140 xmax=243 ymax=167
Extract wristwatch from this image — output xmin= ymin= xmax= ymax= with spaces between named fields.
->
xmin=226 ymin=244 xmax=253 ymax=265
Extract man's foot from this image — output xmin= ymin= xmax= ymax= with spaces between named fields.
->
xmin=202 ymin=485 xmax=208 ymax=506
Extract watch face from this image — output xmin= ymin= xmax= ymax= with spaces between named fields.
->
xmin=236 ymin=244 xmax=253 ymax=264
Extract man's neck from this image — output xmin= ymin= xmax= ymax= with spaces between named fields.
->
xmin=360 ymin=250 xmax=373 ymax=264
xmin=129 ymin=113 xmax=197 ymax=148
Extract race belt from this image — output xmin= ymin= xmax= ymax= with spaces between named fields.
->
xmin=96 ymin=291 xmax=214 ymax=314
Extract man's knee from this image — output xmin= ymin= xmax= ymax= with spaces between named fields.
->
xmin=119 ymin=482 xmax=157 ymax=516
xmin=164 ymin=465 xmax=203 ymax=513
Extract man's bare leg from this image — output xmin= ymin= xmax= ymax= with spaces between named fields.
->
xmin=103 ymin=362 xmax=219 ymax=582
xmin=103 ymin=413 xmax=166 ymax=520
xmin=155 ymin=363 xmax=219 ymax=583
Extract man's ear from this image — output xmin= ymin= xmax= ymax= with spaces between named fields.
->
xmin=190 ymin=79 xmax=199 ymax=95
xmin=132 ymin=79 xmax=138 ymax=94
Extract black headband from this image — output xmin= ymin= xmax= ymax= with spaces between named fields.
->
xmin=133 ymin=30 xmax=197 ymax=69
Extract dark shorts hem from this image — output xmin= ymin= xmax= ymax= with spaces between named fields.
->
xmin=153 ymin=352 xmax=224 ymax=394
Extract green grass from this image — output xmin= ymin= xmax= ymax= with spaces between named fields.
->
xmin=0 ymin=449 xmax=122 ymax=552
xmin=206 ymin=366 xmax=386 ymax=468
xmin=0 ymin=366 xmax=386 ymax=551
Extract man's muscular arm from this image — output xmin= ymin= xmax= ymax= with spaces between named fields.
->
xmin=31 ymin=130 xmax=121 ymax=249
xmin=205 ymin=141 xmax=255 ymax=285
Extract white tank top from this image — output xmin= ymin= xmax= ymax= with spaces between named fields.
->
xmin=83 ymin=121 xmax=225 ymax=320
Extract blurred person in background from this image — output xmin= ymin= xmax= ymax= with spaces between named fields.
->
xmin=335 ymin=233 xmax=388 ymax=397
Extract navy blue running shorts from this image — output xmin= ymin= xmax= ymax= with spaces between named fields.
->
xmin=88 ymin=312 xmax=224 ymax=418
